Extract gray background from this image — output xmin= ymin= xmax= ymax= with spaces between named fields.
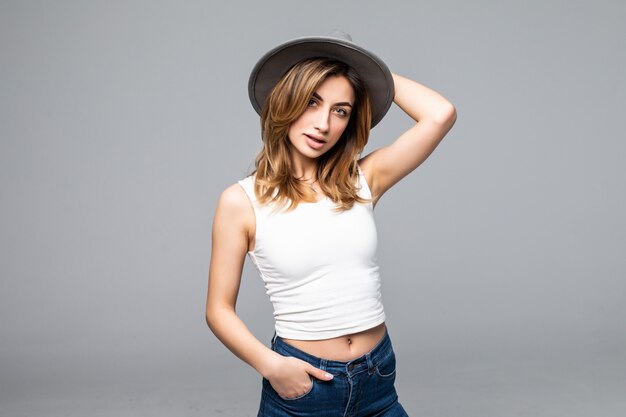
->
xmin=1 ymin=1 xmax=625 ymax=416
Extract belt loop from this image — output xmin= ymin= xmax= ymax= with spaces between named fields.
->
xmin=366 ymin=352 xmax=374 ymax=374
xmin=271 ymin=332 xmax=277 ymax=347
xmin=319 ymin=359 xmax=327 ymax=373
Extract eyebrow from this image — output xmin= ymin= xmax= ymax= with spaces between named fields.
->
xmin=312 ymin=92 xmax=353 ymax=108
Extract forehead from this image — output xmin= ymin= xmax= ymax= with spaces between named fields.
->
xmin=315 ymin=75 xmax=355 ymax=103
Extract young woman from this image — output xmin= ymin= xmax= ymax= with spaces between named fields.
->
xmin=206 ymin=31 xmax=456 ymax=416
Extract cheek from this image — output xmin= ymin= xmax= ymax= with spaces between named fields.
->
xmin=287 ymin=121 xmax=301 ymax=144
xmin=331 ymin=121 xmax=350 ymax=141
xmin=287 ymin=114 xmax=307 ymax=137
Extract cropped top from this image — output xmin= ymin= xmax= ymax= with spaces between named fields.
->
xmin=237 ymin=168 xmax=385 ymax=340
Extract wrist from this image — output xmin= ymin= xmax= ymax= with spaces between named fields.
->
xmin=256 ymin=350 xmax=283 ymax=379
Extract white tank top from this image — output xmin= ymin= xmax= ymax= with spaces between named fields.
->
xmin=237 ymin=168 xmax=385 ymax=340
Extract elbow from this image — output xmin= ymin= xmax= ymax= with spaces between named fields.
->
xmin=205 ymin=310 xmax=212 ymax=328
xmin=205 ymin=311 xmax=221 ymax=338
xmin=433 ymin=101 xmax=457 ymax=128
xmin=205 ymin=305 xmax=218 ymax=333
xmin=205 ymin=302 xmax=233 ymax=335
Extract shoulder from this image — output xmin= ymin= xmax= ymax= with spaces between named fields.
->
xmin=218 ymin=182 xmax=250 ymax=207
xmin=213 ymin=182 xmax=255 ymax=230
xmin=216 ymin=182 xmax=253 ymax=214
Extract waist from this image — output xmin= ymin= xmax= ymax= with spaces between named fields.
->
xmin=279 ymin=322 xmax=387 ymax=362
xmin=273 ymin=325 xmax=393 ymax=374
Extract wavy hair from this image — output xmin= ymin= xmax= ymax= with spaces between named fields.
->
xmin=253 ymin=58 xmax=372 ymax=211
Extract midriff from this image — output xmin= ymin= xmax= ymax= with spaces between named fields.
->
xmin=281 ymin=322 xmax=387 ymax=362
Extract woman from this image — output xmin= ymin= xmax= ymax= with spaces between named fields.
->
xmin=206 ymin=31 xmax=456 ymax=416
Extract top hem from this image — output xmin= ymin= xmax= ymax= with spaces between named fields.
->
xmin=275 ymin=315 xmax=386 ymax=341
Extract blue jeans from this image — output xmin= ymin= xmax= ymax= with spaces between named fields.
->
xmin=257 ymin=331 xmax=409 ymax=417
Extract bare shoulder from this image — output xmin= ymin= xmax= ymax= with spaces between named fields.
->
xmin=213 ymin=182 xmax=255 ymax=231
xmin=217 ymin=182 xmax=251 ymax=211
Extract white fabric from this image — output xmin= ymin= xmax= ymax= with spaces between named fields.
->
xmin=237 ymin=168 xmax=385 ymax=340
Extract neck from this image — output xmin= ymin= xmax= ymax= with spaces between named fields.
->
xmin=291 ymin=156 xmax=319 ymax=181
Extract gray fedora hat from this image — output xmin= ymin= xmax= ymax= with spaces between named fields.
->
xmin=248 ymin=30 xmax=394 ymax=128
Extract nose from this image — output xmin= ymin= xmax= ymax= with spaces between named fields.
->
xmin=313 ymin=108 xmax=330 ymax=133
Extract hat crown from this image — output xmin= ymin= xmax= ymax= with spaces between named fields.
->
xmin=326 ymin=29 xmax=352 ymax=42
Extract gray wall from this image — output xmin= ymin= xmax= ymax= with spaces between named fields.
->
xmin=1 ymin=1 xmax=624 ymax=416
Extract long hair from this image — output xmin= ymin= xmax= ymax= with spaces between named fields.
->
xmin=253 ymin=58 xmax=372 ymax=211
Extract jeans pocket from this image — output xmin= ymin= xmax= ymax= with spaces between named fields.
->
xmin=263 ymin=376 xmax=316 ymax=402
xmin=375 ymin=350 xmax=397 ymax=379
xmin=281 ymin=377 xmax=315 ymax=401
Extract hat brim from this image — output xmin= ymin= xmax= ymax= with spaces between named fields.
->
xmin=248 ymin=36 xmax=394 ymax=128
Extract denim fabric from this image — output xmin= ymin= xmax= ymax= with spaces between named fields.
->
xmin=257 ymin=331 xmax=409 ymax=417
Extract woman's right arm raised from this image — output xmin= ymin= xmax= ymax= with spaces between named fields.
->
xmin=205 ymin=183 xmax=332 ymax=398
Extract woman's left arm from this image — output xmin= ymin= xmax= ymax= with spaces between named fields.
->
xmin=359 ymin=73 xmax=457 ymax=205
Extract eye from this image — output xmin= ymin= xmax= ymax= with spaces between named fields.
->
xmin=334 ymin=107 xmax=349 ymax=117
xmin=308 ymin=98 xmax=317 ymax=107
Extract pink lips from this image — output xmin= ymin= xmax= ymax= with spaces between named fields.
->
xmin=305 ymin=134 xmax=326 ymax=150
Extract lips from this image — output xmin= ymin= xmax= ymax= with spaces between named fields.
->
xmin=305 ymin=134 xmax=326 ymax=150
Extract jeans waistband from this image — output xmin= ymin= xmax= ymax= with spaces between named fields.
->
xmin=271 ymin=330 xmax=393 ymax=376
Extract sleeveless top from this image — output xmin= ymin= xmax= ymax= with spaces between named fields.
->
xmin=237 ymin=168 xmax=385 ymax=340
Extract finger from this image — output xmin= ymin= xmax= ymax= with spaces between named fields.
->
xmin=307 ymin=365 xmax=334 ymax=381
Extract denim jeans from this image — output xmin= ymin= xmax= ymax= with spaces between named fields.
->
xmin=257 ymin=331 xmax=409 ymax=417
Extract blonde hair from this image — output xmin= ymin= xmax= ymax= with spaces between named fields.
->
xmin=253 ymin=58 xmax=372 ymax=211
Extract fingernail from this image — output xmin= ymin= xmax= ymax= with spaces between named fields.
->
xmin=325 ymin=373 xmax=334 ymax=379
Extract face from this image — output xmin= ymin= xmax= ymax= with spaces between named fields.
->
xmin=287 ymin=75 xmax=355 ymax=163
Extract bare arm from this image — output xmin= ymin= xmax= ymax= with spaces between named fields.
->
xmin=359 ymin=73 xmax=457 ymax=204
xmin=205 ymin=183 xmax=332 ymax=398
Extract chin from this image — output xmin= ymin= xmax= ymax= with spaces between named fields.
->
xmin=297 ymin=147 xmax=325 ymax=160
